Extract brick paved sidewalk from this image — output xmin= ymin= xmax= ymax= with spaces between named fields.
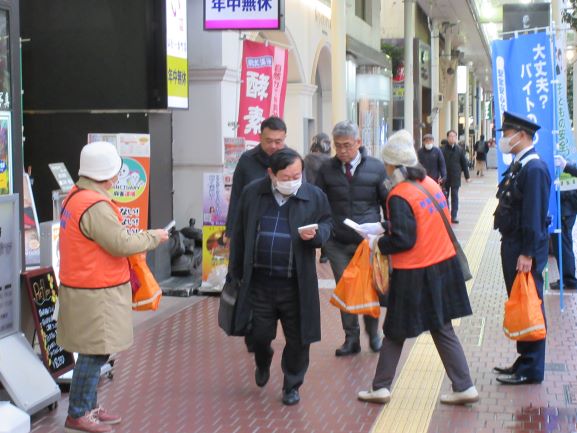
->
xmin=29 ymin=169 xmax=577 ymax=433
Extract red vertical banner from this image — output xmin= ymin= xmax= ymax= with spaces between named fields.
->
xmin=237 ymin=40 xmax=288 ymax=147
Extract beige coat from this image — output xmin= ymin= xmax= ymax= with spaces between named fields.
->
xmin=57 ymin=177 xmax=161 ymax=354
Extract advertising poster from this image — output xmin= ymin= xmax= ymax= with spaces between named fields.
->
xmin=88 ymin=133 xmax=151 ymax=233
xmin=166 ymin=0 xmax=188 ymax=108
xmin=201 ymin=225 xmax=228 ymax=283
xmin=203 ymin=173 xmax=228 ymax=227
xmin=237 ymin=40 xmax=288 ymax=148
xmin=224 ymin=137 xmax=246 ymax=187
xmin=492 ymin=32 xmax=557 ymax=232
xmin=23 ymin=173 xmax=41 ymax=266
xmin=0 ymin=195 xmax=18 ymax=338
xmin=0 ymin=111 xmax=11 ymax=195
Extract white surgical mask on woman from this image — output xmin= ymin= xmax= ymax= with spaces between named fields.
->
xmin=498 ymin=132 xmax=521 ymax=154
xmin=275 ymin=178 xmax=302 ymax=196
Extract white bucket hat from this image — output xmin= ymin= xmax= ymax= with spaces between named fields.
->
xmin=78 ymin=141 xmax=123 ymax=181
xmin=382 ymin=130 xmax=418 ymax=167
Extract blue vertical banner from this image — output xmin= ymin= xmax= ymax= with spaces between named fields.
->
xmin=492 ymin=32 xmax=558 ymax=232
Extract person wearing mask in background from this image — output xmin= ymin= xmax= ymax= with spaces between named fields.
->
xmin=441 ymin=130 xmax=471 ymax=224
xmin=493 ymin=112 xmax=550 ymax=385
xmin=316 ymin=120 xmax=388 ymax=357
xmin=417 ymin=133 xmax=447 ymax=185
xmin=228 ymin=148 xmax=332 ymax=406
xmin=304 ymin=132 xmax=332 ymax=263
xmin=474 ymin=135 xmax=488 ymax=177
xmin=224 ymin=116 xmax=287 ymax=352
xmin=550 ymin=154 xmax=577 ymax=291
xmin=58 ymin=142 xmax=169 ymax=433
xmin=357 ymin=130 xmax=478 ymax=406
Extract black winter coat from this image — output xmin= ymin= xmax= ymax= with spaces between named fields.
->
xmin=417 ymin=147 xmax=447 ymax=183
xmin=315 ymin=148 xmax=388 ymax=245
xmin=441 ymin=144 xmax=470 ymax=187
xmin=228 ymin=178 xmax=333 ymax=344
xmin=225 ymin=146 xmax=270 ymax=236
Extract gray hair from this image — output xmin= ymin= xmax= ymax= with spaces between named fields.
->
xmin=332 ymin=120 xmax=359 ymax=139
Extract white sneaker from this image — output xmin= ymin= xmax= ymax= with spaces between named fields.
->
xmin=357 ymin=387 xmax=391 ymax=404
xmin=440 ymin=386 xmax=479 ymax=405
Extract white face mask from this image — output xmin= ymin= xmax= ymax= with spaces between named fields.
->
xmin=275 ymin=177 xmax=302 ymax=196
xmin=424 ymin=143 xmax=433 ymax=150
xmin=499 ymin=132 xmax=520 ymax=154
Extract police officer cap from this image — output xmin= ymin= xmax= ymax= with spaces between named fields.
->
xmin=497 ymin=111 xmax=541 ymax=137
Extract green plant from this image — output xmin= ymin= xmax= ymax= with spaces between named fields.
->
xmin=381 ymin=42 xmax=404 ymax=73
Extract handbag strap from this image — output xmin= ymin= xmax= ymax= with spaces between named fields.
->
xmin=406 ymin=180 xmax=460 ymax=249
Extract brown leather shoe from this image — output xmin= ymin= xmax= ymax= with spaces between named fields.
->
xmin=64 ymin=412 xmax=113 ymax=433
xmin=92 ymin=407 xmax=122 ymax=425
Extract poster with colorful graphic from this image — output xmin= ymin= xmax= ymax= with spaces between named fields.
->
xmin=0 ymin=111 xmax=11 ymax=195
xmin=237 ymin=40 xmax=288 ymax=148
xmin=224 ymin=137 xmax=246 ymax=187
xmin=88 ymin=133 xmax=151 ymax=233
xmin=23 ymin=173 xmax=41 ymax=266
xmin=201 ymin=225 xmax=228 ymax=283
xmin=203 ymin=173 xmax=228 ymax=227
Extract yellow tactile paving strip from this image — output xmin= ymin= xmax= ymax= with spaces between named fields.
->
xmin=370 ymin=196 xmax=498 ymax=433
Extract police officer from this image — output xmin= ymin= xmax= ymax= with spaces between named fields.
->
xmin=493 ymin=112 xmax=551 ymax=385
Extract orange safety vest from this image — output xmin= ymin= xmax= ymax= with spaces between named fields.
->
xmin=59 ymin=187 xmax=130 ymax=289
xmin=386 ymin=177 xmax=455 ymax=269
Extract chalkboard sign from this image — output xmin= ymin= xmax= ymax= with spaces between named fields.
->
xmin=23 ymin=267 xmax=74 ymax=378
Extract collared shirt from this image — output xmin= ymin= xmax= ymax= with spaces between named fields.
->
xmin=271 ymin=184 xmax=291 ymax=206
xmin=514 ymin=145 xmax=535 ymax=163
xmin=342 ymin=150 xmax=362 ymax=175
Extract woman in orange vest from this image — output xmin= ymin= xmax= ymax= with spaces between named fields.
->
xmin=357 ymin=130 xmax=478 ymax=406
xmin=57 ymin=142 xmax=168 ymax=433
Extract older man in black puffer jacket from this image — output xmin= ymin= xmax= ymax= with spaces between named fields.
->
xmin=316 ymin=120 xmax=388 ymax=357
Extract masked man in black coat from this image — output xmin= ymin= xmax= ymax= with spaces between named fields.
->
xmin=228 ymin=148 xmax=332 ymax=405
xmin=493 ymin=111 xmax=551 ymax=385
xmin=441 ymin=130 xmax=470 ymax=224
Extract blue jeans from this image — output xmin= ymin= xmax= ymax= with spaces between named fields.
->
xmin=68 ymin=354 xmax=109 ymax=418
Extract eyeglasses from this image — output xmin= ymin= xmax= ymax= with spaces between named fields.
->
xmin=334 ymin=143 xmax=356 ymax=150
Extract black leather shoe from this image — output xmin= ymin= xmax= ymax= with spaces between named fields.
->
xmin=255 ymin=367 xmax=270 ymax=387
xmin=335 ymin=340 xmax=361 ymax=357
xmin=493 ymin=365 xmax=517 ymax=375
xmin=369 ymin=335 xmax=382 ymax=353
xmin=319 ymin=255 xmax=329 ymax=264
xmin=452 ymin=219 xmax=459 ymax=224
xmin=282 ymin=388 xmax=300 ymax=405
xmin=549 ymin=280 xmax=577 ymax=290
xmin=496 ymin=374 xmax=542 ymax=385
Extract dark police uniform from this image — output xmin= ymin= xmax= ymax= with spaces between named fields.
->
xmin=494 ymin=112 xmax=551 ymax=383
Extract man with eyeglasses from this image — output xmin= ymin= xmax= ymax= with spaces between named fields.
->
xmin=225 ymin=116 xmax=287 ymax=352
xmin=316 ymin=121 xmax=388 ymax=356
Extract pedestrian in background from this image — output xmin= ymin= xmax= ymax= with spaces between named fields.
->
xmin=493 ymin=112 xmax=550 ymax=385
xmin=58 ymin=142 xmax=169 ymax=433
xmin=441 ymin=130 xmax=470 ymax=224
xmin=550 ymin=154 xmax=577 ymax=291
xmin=224 ymin=116 xmax=287 ymax=352
xmin=417 ymin=133 xmax=447 ymax=185
xmin=304 ymin=132 xmax=332 ymax=263
xmin=358 ymin=130 xmax=478 ymax=406
xmin=316 ymin=120 xmax=388 ymax=357
xmin=228 ymin=148 xmax=332 ymax=406
xmin=474 ymin=135 xmax=487 ymax=177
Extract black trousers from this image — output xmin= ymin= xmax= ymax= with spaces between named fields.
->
xmin=500 ymin=237 xmax=547 ymax=382
xmin=443 ymin=185 xmax=460 ymax=220
xmin=552 ymin=214 xmax=577 ymax=287
xmin=251 ymin=277 xmax=310 ymax=392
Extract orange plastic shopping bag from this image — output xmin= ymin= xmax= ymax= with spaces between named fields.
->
xmin=129 ymin=253 xmax=162 ymax=311
xmin=503 ymin=272 xmax=546 ymax=341
xmin=330 ymin=240 xmax=380 ymax=318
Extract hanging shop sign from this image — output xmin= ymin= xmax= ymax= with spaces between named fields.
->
xmin=204 ymin=0 xmax=282 ymax=30
xmin=166 ymin=0 xmax=188 ymax=109
xmin=492 ymin=32 xmax=557 ymax=231
xmin=87 ymin=134 xmax=151 ymax=233
xmin=237 ymin=40 xmax=288 ymax=148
